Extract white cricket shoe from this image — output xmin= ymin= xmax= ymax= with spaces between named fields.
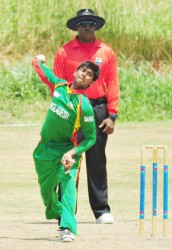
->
xmin=96 ymin=213 xmax=114 ymax=224
xmin=60 ymin=229 xmax=75 ymax=242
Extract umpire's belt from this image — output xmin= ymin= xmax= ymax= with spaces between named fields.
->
xmin=89 ymin=97 xmax=107 ymax=107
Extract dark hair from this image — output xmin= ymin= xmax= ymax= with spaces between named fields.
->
xmin=77 ymin=61 xmax=100 ymax=81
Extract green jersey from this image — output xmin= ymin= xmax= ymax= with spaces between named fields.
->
xmin=33 ymin=59 xmax=96 ymax=156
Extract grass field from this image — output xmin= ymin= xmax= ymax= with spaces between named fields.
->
xmin=0 ymin=121 xmax=172 ymax=249
xmin=0 ymin=1 xmax=172 ymax=248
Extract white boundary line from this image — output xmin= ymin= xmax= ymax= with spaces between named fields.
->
xmin=0 ymin=123 xmax=41 ymax=127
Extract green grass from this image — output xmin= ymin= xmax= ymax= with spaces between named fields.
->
xmin=0 ymin=0 xmax=172 ymax=123
xmin=119 ymin=60 xmax=172 ymax=121
xmin=0 ymin=58 xmax=171 ymax=124
xmin=0 ymin=0 xmax=171 ymax=61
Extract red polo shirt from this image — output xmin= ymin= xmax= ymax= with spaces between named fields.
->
xmin=53 ymin=36 xmax=119 ymax=115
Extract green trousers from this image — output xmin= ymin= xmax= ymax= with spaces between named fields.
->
xmin=33 ymin=141 xmax=80 ymax=235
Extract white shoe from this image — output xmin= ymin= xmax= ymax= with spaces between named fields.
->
xmin=60 ymin=229 xmax=75 ymax=242
xmin=96 ymin=213 xmax=114 ymax=224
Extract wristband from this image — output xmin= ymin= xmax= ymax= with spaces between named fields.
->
xmin=108 ymin=114 xmax=118 ymax=121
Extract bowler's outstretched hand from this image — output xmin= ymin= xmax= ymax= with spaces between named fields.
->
xmin=35 ymin=54 xmax=47 ymax=63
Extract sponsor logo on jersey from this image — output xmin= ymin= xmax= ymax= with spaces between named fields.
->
xmin=95 ymin=57 xmax=102 ymax=65
xmin=67 ymin=102 xmax=74 ymax=109
xmin=84 ymin=116 xmax=94 ymax=122
xmin=49 ymin=102 xmax=69 ymax=120
xmin=53 ymin=90 xmax=61 ymax=98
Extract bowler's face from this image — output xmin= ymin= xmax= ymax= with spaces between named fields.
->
xmin=76 ymin=25 xmax=96 ymax=42
xmin=74 ymin=67 xmax=94 ymax=89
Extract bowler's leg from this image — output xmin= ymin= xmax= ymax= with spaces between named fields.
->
xmin=34 ymin=157 xmax=62 ymax=219
xmin=60 ymin=166 xmax=79 ymax=235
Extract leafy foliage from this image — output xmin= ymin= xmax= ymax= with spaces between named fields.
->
xmin=119 ymin=60 xmax=172 ymax=121
xmin=0 ymin=0 xmax=172 ymax=123
xmin=0 ymin=0 xmax=171 ymax=61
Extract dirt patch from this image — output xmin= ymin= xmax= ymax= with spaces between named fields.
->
xmin=0 ymin=121 xmax=172 ymax=249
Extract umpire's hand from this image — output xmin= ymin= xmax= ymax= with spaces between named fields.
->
xmin=99 ymin=118 xmax=115 ymax=134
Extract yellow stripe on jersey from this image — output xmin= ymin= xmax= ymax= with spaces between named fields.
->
xmin=54 ymin=83 xmax=67 ymax=89
xmin=74 ymin=96 xmax=81 ymax=131
xmin=71 ymin=96 xmax=81 ymax=146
